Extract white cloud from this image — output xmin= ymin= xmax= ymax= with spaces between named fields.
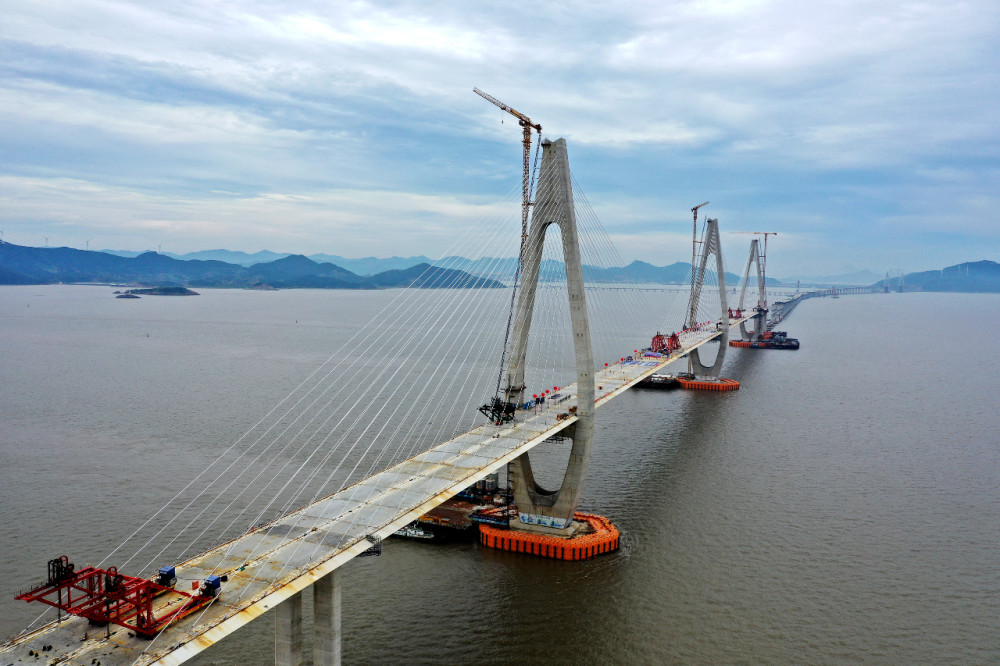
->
xmin=0 ymin=0 xmax=996 ymax=273
xmin=1 ymin=81 xmax=277 ymax=145
xmin=0 ymin=175 xmax=523 ymax=257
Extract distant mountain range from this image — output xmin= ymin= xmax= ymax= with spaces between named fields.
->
xmin=5 ymin=242 xmax=995 ymax=292
xmin=102 ymin=248 xmax=435 ymax=276
xmin=107 ymin=249 xmax=752 ymax=284
xmin=103 ymin=248 xmax=866 ymax=287
xmin=1 ymin=242 xmax=774 ymax=289
xmin=0 ymin=242 xmax=504 ymax=290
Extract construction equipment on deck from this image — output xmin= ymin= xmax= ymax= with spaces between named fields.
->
xmin=16 ymin=556 xmax=218 ymax=638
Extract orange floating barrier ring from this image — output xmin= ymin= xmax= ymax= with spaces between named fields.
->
xmin=479 ymin=512 xmax=620 ymax=561
xmin=676 ymin=377 xmax=740 ymax=391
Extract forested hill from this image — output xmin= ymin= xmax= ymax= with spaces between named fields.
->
xmin=883 ymin=260 xmax=1000 ymax=292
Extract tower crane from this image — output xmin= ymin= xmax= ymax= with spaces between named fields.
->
xmin=473 ymin=87 xmax=542 ymax=258
xmin=732 ymin=231 xmax=778 ymax=271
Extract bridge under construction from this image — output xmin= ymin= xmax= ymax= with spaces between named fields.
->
xmin=3 ymin=134 xmax=811 ymax=665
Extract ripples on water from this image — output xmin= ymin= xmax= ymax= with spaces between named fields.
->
xmin=1 ymin=287 xmax=998 ymax=664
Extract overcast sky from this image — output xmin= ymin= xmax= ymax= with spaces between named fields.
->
xmin=1 ymin=0 xmax=997 ymax=276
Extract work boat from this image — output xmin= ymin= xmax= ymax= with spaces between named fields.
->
xmin=392 ymin=523 xmax=435 ymax=541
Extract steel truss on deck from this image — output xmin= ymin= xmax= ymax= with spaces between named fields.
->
xmin=16 ymin=556 xmax=215 ymax=638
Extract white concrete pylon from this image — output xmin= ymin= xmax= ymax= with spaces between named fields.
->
xmin=687 ymin=218 xmax=729 ymax=378
xmin=503 ymin=138 xmax=595 ymax=536
xmin=738 ymin=238 xmax=766 ymax=341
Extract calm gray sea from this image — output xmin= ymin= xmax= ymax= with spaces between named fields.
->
xmin=1 ymin=286 xmax=998 ymax=664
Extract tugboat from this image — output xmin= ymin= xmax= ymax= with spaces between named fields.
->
xmin=392 ymin=522 xmax=436 ymax=541
xmin=764 ymin=331 xmax=800 ymax=349
xmin=637 ymin=373 xmax=679 ymax=389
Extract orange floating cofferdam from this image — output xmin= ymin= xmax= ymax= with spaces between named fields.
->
xmin=479 ymin=512 xmax=619 ymax=560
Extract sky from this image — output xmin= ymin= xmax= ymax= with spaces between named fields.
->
xmin=1 ymin=0 xmax=998 ymax=277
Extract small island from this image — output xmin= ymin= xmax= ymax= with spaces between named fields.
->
xmin=120 ymin=287 xmax=200 ymax=296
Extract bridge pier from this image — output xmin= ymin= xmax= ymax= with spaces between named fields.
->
xmin=274 ymin=571 xmax=341 ymax=666
xmin=275 ymin=590 xmax=303 ymax=666
xmin=315 ymin=571 xmax=342 ymax=666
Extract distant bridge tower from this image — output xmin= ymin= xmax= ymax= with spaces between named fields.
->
xmin=503 ymin=138 xmax=595 ymax=536
xmin=738 ymin=239 xmax=766 ymax=341
xmin=886 ymin=269 xmax=906 ymax=292
xmin=686 ymin=218 xmax=729 ymax=379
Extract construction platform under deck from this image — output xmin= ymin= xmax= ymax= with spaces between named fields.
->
xmin=2 ymin=315 xmax=757 ymax=665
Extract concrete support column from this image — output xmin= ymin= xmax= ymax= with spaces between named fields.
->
xmin=275 ymin=590 xmax=303 ymax=666
xmin=314 ymin=571 xmax=342 ymax=666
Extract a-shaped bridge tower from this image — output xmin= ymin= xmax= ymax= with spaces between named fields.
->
xmin=740 ymin=238 xmax=767 ymax=342
xmin=500 ymin=138 xmax=596 ymax=536
xmin=738 ymin=238 xmax=767 ymax=341
xmin=686 ymin=218 xmax=729 ymax=379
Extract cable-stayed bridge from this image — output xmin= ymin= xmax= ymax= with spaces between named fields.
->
xmin=2 ymin=139 xmax=795 ymax=665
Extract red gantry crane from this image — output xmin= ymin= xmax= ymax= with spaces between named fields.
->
xmin=473 ymin=87 xmax=542 ymax=259
xmin=15 ymin=556 xmax=220 ymax=638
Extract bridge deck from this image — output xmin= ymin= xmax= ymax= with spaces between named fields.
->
xmin=2 ymin=317 xmax=755 ymax=665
